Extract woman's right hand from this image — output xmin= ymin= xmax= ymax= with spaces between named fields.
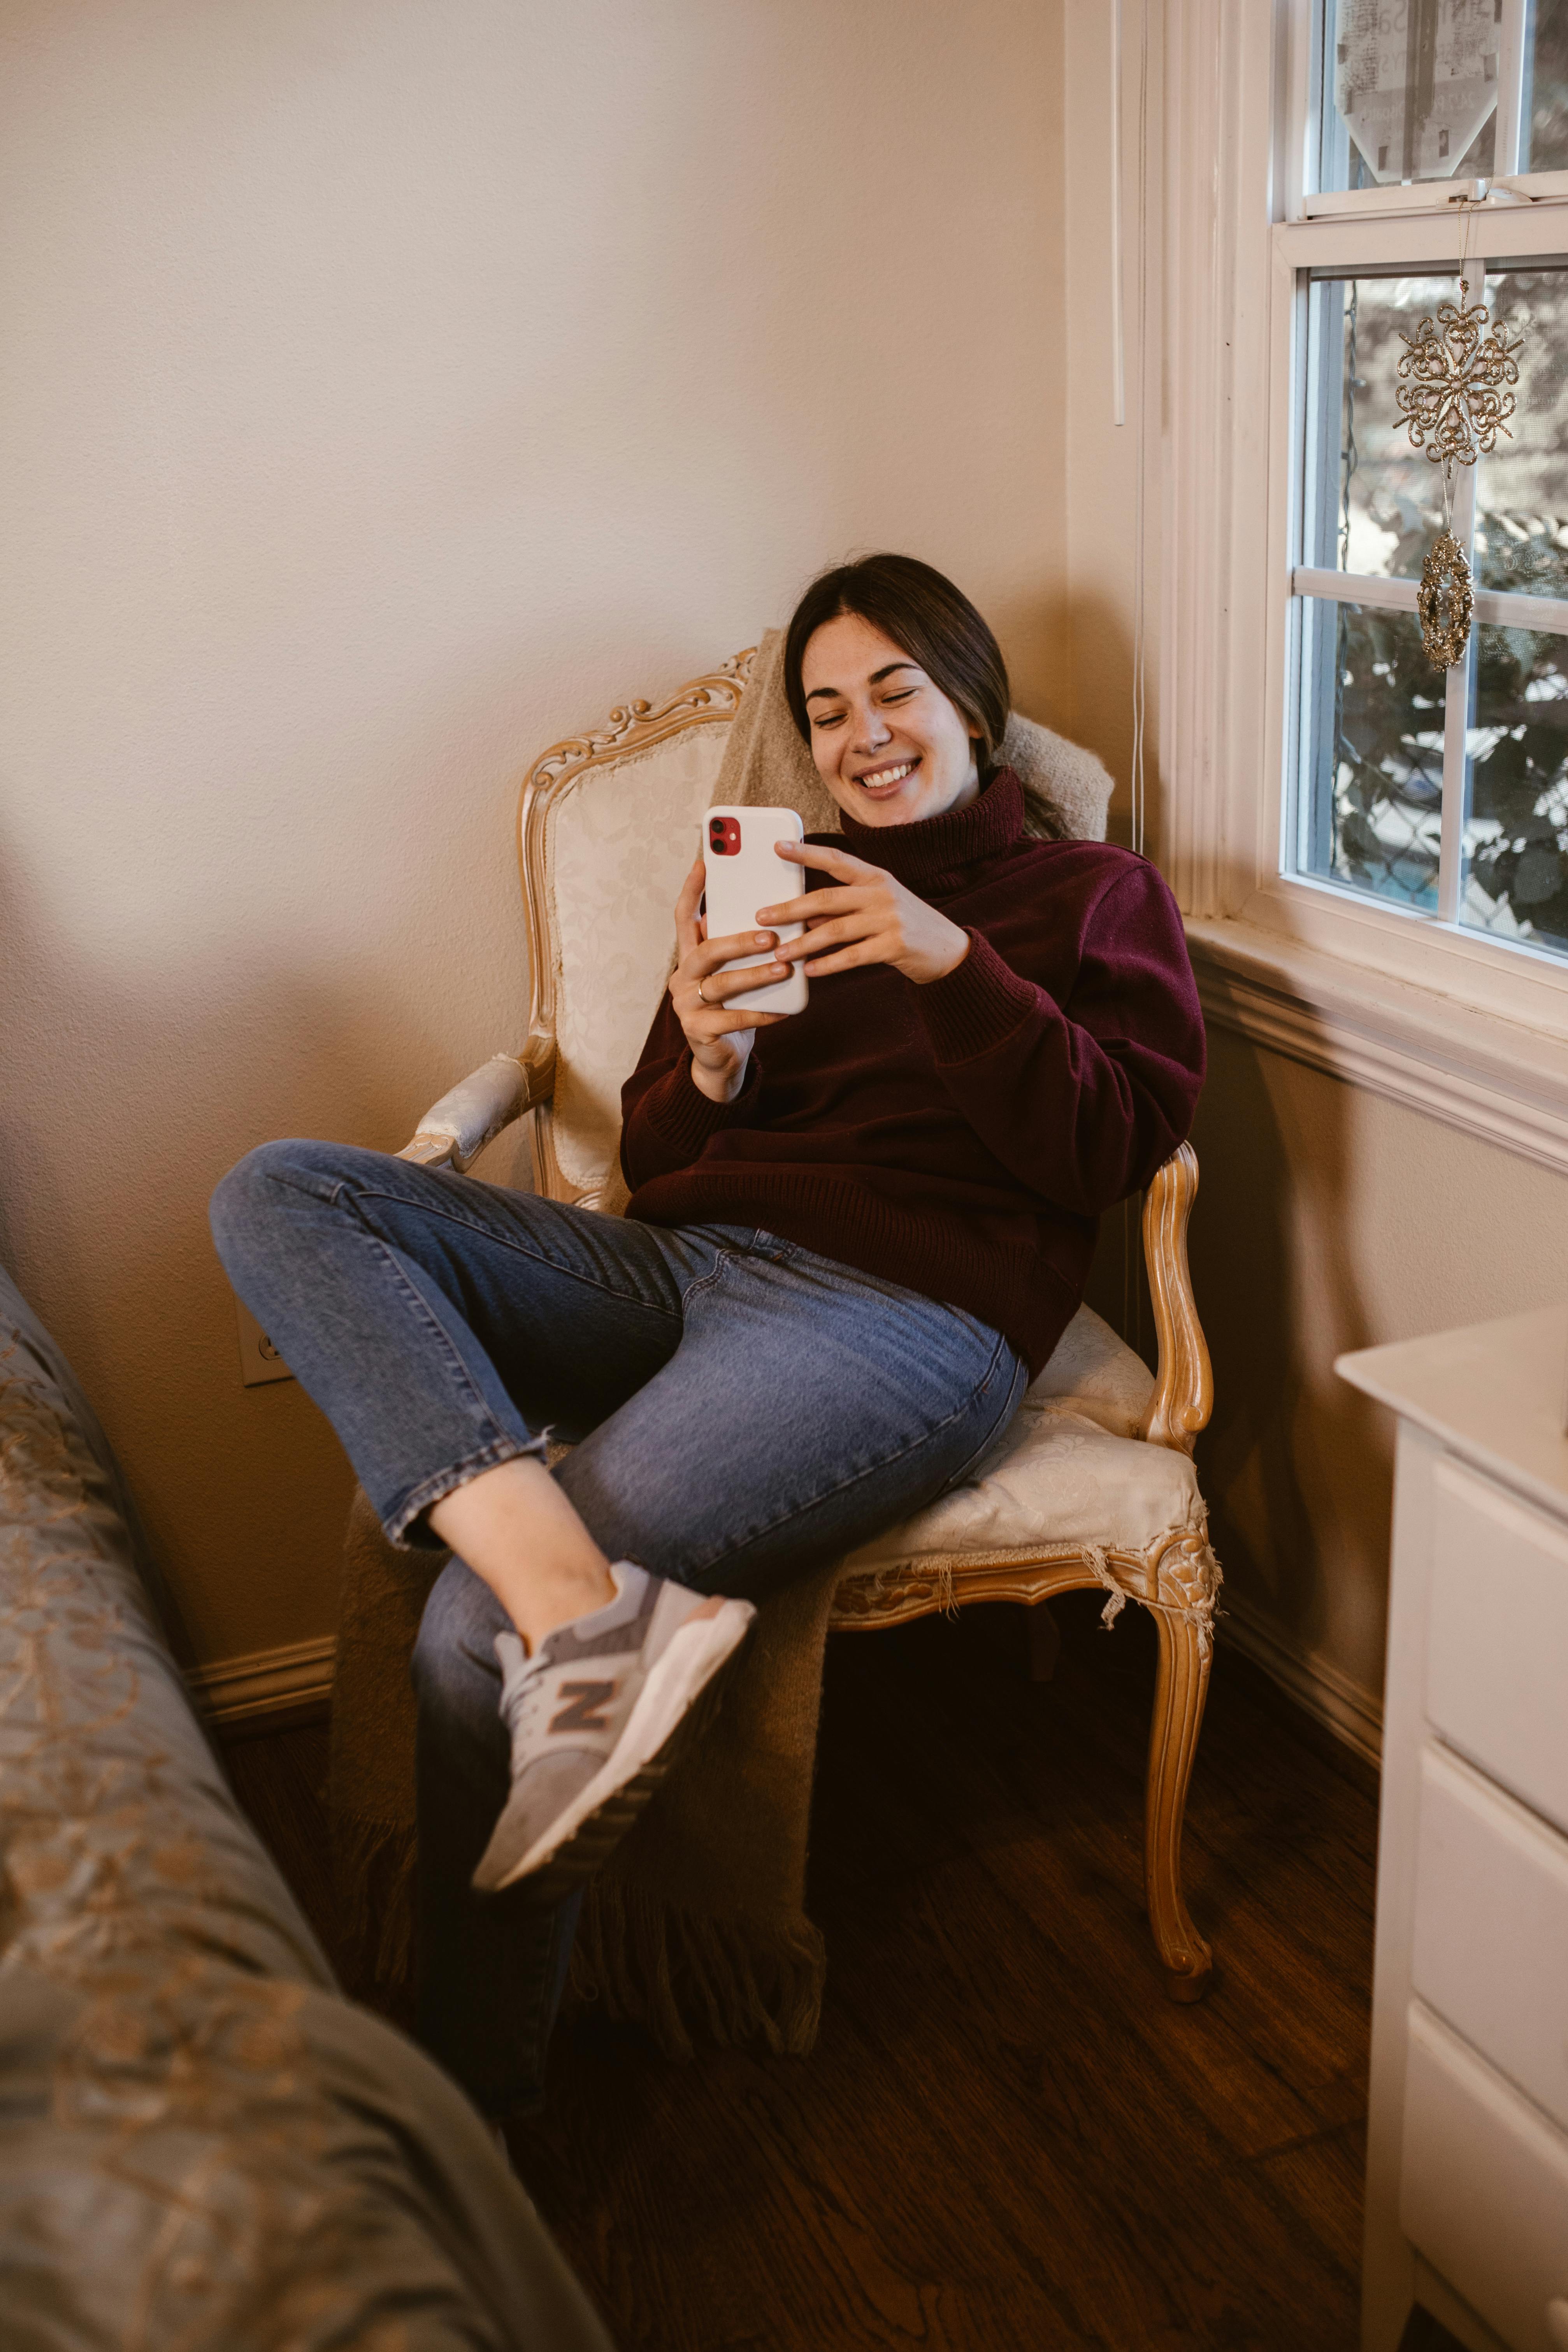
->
xmin=670 ymin=854 xmax=790 ymax=1104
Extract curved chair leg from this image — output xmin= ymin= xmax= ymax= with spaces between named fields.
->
xmin=1026 ymin=1599 xmax=1061 ymax=1683
xmin=1144 ymin=1606 xmax=1213 ymax=2001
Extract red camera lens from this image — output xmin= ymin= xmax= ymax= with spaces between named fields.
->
xmin=709 ymin=815 xmax=741 ymax=855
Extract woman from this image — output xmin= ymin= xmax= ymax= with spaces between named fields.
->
xmin=211 ymin=554 xmax=1204 ymax=2117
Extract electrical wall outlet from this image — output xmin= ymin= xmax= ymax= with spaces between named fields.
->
xmin=235 ymin=1295 xmax=295 ymax=1387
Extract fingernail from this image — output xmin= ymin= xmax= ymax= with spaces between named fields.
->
xmin=755 ymin=930 xmax=774 ymax=944
xmin=770 ymin=963 xmax=786 ymax=976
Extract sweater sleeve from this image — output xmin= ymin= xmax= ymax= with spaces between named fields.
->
xmin=913 ymin=863 xmax=1205 ymax=1214
xmin=618 ymin=989 xmax=764 ymax=1190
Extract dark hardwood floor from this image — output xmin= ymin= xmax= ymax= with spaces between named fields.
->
xmin=225 ymin=1594 xmax=1391 ymax=2352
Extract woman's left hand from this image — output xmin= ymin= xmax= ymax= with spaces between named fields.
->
xmin=757 ymin=839 xmax=971 ymax=986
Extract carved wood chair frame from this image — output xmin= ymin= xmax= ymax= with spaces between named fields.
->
xmin=409 ymin=651 xmax=1218 ymax=1999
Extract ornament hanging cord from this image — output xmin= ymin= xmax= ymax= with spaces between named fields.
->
xmin=1440 ymin=194 xmax=1477 ymax=543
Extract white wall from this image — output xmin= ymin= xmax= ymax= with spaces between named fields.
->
xmin=0 ymin=0 xmax=1068 ymax=1665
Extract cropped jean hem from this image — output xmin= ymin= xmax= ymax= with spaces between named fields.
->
xmin=385 ymin=1429 xmax=552 ymax=1550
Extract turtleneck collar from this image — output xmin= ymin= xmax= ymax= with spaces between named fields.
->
xmin=832 ymin=765 xmax=1025 ymax=889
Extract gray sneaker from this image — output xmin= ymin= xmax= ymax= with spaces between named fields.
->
xmin=471 ymin=1561 xmax=755 ymax=1901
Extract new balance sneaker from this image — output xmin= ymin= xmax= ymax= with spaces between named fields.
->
xmin=471 ymin=1561 xmax=755 ymax=1901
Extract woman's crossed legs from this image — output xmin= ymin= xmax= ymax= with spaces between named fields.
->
xmin=211 ymin=1139 xmax=1024 ymax=2107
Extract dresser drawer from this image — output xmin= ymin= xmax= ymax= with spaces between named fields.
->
xmin=1403 ymin=2003 xmax=1568 ymax=2352
xmin=1427 ymin=1458 xmax=1568 ymax=1836
xmin=1413 ymin=1743 xmax=1568 ymax=2136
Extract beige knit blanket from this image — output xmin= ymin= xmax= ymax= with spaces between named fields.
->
xmin=328 ymin=633 xmax=1111 ymax=2059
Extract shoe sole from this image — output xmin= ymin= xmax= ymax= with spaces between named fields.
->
xmin=488 ymin=1601 xmax=753 ymax=1905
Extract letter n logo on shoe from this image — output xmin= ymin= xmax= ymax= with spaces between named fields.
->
xmin=548 ymin=1679 xmax=618 ymax=1735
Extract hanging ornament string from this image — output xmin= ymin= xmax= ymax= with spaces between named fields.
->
xmin=1394 ymin=195 xmax=1524 ymax=668
xmin=1442 ymin=196 xmax=1473 ymax=543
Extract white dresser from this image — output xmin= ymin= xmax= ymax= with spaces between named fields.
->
xmin=1340 ymin=1308 xmax=1568 ymax=2352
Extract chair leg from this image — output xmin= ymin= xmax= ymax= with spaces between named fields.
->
xmin=1144 ymin=1606 xmax=1213 ymax=2001
xmin=1026 ymin=1601 xmax=1061 ymax=1683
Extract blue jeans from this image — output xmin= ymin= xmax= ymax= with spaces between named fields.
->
xmin=210 ymin=1140 xmax=1025 ymax=2111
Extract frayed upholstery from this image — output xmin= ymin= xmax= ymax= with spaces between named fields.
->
xmin=1078 ymin=1534 xmax=1224 ymax=1662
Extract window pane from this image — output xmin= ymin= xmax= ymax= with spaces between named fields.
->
xmin=1473 ymin=267 xmax=1568 ymax=600
xmin=1305 ymin=276 xmax=1453 ymax=580
xmin=1463 ymin=622 xmax=1568 ymax=948
xmin=1296 ymin=597 xmax=1445 ymax=908
xmin=1526 ymin=0 xmax=1568 ymax=169
xmin=1318 ymin=0 xmax=1502 ymax=193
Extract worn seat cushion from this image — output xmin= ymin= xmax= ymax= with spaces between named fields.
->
xmin=840 ymin=1304 xmax=1204 ymax=1576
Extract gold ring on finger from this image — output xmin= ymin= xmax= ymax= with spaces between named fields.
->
xmin=696 ymin=979 xmax=709 ymax=1006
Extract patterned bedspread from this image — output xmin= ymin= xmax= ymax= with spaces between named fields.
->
xmin=0 ymin=1263 xmax=613 ymax=2351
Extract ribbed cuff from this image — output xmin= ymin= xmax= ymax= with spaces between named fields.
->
xmin=916 ymin=930 xmax=1045 ymax=1062
xmin=640 ymin=1049 xmax=762 ymax=1155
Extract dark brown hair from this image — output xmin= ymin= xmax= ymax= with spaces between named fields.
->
xmin=782 ymin=553 xmax=1010 ymax=769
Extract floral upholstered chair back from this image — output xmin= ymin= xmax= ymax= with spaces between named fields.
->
xmin=526 ymin=670 xmax=742 ymax=1213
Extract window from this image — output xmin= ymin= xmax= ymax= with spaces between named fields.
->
xmin=1282 ymin=0 xmax=1568 ymax=974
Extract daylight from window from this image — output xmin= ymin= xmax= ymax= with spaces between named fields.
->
xmin=1290 ymin=0 xmax=1568 ymax=962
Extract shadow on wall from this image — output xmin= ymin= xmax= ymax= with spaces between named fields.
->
xmin=0 ymin=819 xmax=527 ymax=1664
xmin=990 ymin=585 xmax=1077 ymax=753
xmin=1017 ymin=588 xmax=1151 ymax=859
xmin=1185 ymin=1016 xmax=1390 ymax=1674
xmin=1087 ymin=995 xmax=1393 ymax=1692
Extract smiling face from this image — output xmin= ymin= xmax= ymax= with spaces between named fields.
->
xmin=800 ymin=610 xmax=982 ymax=828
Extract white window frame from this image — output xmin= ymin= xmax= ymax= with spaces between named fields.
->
xmin=1165 ymin=0 xmax=1568 ymax=1175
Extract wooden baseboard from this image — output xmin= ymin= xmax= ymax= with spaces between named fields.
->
xmin=1217 ymin=1590 xmax=1383 ymax=1772
xmin=186 ymin=1634 xmax=335 ymax=1738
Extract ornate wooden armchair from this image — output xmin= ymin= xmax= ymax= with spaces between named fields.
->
xmin=397 ymin=650 xmax=1220 ymax=1999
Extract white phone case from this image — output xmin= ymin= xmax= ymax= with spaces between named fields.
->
xmin=702 ymin=804 xmax=809 ymax=1016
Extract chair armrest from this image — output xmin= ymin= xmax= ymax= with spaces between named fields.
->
xmin=1138 ymin=1142 xmax=1213 ymax=1454
xmin=396 ymin=1048 xmax=552 ymax=1174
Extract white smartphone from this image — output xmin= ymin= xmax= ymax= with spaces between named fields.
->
xmin=702 ymin=804 xmax=809 ymax=1017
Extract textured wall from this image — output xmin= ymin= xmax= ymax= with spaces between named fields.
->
xmin=0 ymin=0 xmax=1068 ymax=1664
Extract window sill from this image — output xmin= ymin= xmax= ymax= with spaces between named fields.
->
xmin=1185 ymin=911 xmax=1568 ymax=1178
xmin=1240 ymin=874 xmax=1568 ymax=1032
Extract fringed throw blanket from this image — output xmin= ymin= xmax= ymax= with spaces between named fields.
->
xmin=330 ymin=1488 xmax=838 ymax=2058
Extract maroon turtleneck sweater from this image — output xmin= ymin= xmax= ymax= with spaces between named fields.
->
xmin=619 ymin=767 xmax=1205 ymax=1376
